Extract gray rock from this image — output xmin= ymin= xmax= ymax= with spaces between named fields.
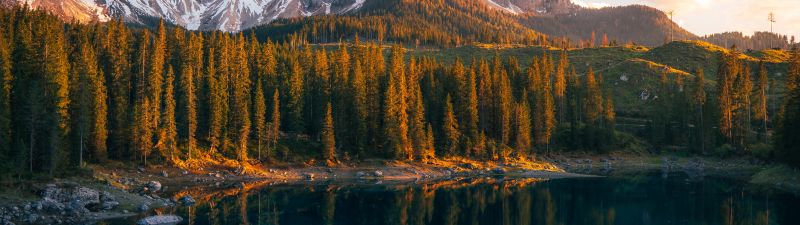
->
xmin=101 ymin=201 xmax=119 ymax=211
xmin=492 ymin=167 xmax=506 ymax=174
xmin=373 ymin=170 xmax=384 ymax=177
xmin=71 ymin=187 xmax=100 ymax=206
xmin=181 ymin=170 xmax=188 ymax=175
xmin=138 ymin=204 xmax=150 ymax=212
xmin=100 ymin=191 xmax=115 ymax=203
xmin=146 ymin=181 xmax=162 ymax=192
xmin=65 ymin=200 xmax=89 ymax=215
xmin=161 ymin=171 xmax=169 ymax=178
xmin=38 ymin=199 xmax=65 ymax=214
xmin=138 ymin=167 xmax=146 ymax=173
xmin=179 ymin=196 xmax=196 ymax=206
xmin=24 ymin=213 xmax=38 ymax=223
xmin=356 ymin=171 xmax=366 ymax=177
xmin=136 ymin=215 xmax=183 ymax=225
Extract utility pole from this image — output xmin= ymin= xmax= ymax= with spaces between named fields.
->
xmin=769 ymin=12 xmax=776 ymax=48
xmin=768 ymin=12 xmax=776 ymax=33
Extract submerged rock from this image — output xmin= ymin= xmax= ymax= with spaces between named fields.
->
xmin=138 ymin=204 xmax=150 ymax=212
xmin=373 ymin=170 xmax=384 ymax=177
xmin=137 ymin=215 xmax=183 ymax=225
xmin=179 ymin=196 xmax=196 ymax=206
xmin=146 ymin=181 xmax=162 ymax=192
xmin=492 ymin=167 xmax=506 ymax=175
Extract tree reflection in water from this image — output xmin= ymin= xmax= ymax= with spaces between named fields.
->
xmin=107 ymin=172 xmax=799 ymax=225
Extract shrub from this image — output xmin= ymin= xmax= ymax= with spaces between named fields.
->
xmin=713 ymin=144 xmax=735 ymax=158
xmin=750 ymin=143 xmax=774 ymax=160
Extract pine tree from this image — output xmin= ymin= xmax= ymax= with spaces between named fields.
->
xmin=753 ymin=62 xmax=769 ymax=143
xmin=692 ymin=67 xmax=708 ymax=153
xmin=554 ymin=51 xmax=568 ymax=124
xmin=603 ymin=91 xmax=616 ymax=127
xmin=38 ymin=17 xmax=71 ymax=175
xmin=179 ymin=63 xmax=197 ymax=159
xmin=69 ymin=37 xmax=108 ymax=165
xmin=409 ymin=69 xmax=428 ymax=160
xmin=0 ymin=33 xmax=10 ymax=167
xmin=514 ymin=102 xmax=531 ymax=158
xmin=717 ymin=50 xmax=740 ymax=143
xmin=776 ymin=47 xmax=800 ymax=166
xmin=462 ymin=65 xmax=480 ymax=149
xmin=270 ymin=88 xmax=282 ymax=147
xmin=321 ymin=103 xmax=336 ymax=165
xmin=382 ymin=45 xmax=411 ymax=160
xmin=160 ymin=66 xmax=178 ymax=160
xmin=350 ymin=60 xmax=368 ymax=157
xmin=253 ymin=81 xmax=267 ymax=161
xmin=732 ymin=63 xmax=752 ymax=149
xmin=101 ymin=19 xmax=131 ymax=160
xmin=442 ymin=95 xmax=461 ymax=156
xmin=231 ymin=34 xmax=251 ymax=163
xmin=584 ymin=67 xmax=603 ymax=124
xmin=285 ymin=55 xmax=305 ymax=133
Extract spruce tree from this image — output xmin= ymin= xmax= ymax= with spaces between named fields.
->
xmin=753 ymin=62 xmax=769 ymax=142
xmin=442 ymin=95 xmax=461 ymax=156
xmin=0 ymin=33 xmax=10 ymax=166
xmin=322 ymin=103 xmax=336 ymax=165
xmin=776 ymin=47 xmax=800 ymax=166
xmin=692 ymin=67 xmax=708 ymax=153
xmin=514 ymin=102 xmax=532 ymax=158
xmin=161 ymin=66 xmax=178 ymax=160
xmin=254 ymin=81 xmax=267 ymax=161
xmin=269 ymin=90 xmax=281 ymax=156
xmin=584 ymin=67 xmax=603 ymax=124
xmin=101 ymin=19 xmax=131 ymax=160
xmin=382 ymin=45 xmax=411 ymax=160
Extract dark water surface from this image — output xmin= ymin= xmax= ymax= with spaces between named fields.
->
xmin=105 ymin=172 xmax=800 ymax=225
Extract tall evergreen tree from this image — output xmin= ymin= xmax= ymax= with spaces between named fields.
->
xmin=0 ymin=33 xmax=10 ymax=167
xmin=514 ymin=102 xmax=532 ymax=158
xmin=69 ymin=37 xmax=108 ymax=165
xmin=776 ymin=47 xmax=800 ymax=166
xmin=753 ymin=62 xmax=769 ymax=143
xmin=253 ymin=81 xmax=267 ymax=161
xmin=268 ymin=90 xmax=281 ymax=156
xmin=692 ymin=68 xmax=708 ymax=153
xmin=322 ymin=103 xmax=336 ymax=164
xmin=101 ymin=19 xmax=132 ymax=160
xmin=441 ymin=95 xmax=461 ymax=156
xmin=161 ymin=66 xmax=178 ymax=160
xmin=382 ymin=45 xmax=411 ymax=159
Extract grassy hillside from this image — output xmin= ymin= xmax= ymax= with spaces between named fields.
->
xmin=414 ymin=40 xmax=790 ymax=116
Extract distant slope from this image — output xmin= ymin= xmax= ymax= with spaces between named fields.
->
xmin=518 ymin=5 xmax=696 ymax=46
xmin=248 ymin=0 xmax=543 ymax=47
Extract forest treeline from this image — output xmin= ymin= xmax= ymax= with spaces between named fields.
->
xmin=0 ymin=7 xmax=799 ymax=177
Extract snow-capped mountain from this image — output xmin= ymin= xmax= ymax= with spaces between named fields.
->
xmin=7 ymin=0 xmax=365 ymax=32
xmin=6 ymin=0 xmax=110 ymax=23
xmin=103 ymin=0 xmax=366 ymax=32
xmin=484 ymin=0 xmax=577 ymax=15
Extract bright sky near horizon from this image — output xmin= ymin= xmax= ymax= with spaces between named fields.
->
xmin=573 ymin=0 xmax=800 ymax=39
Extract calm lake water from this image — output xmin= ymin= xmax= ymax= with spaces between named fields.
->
xmin=105 ymin=171 xmax=800 ymax=225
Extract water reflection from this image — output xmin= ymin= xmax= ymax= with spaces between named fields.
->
xmin=108 ymin=172 xmax=799 ymax=225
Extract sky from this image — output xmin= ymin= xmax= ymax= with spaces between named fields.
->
xmin=572 ymin=0 xmax=800 ymax=39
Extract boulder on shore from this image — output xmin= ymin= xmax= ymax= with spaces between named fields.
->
xmin=146 ymin=181 xmax=162 ymax=192
xmin=137 ymin=215 xmax=183 ymax=225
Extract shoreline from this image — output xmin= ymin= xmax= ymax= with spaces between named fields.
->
xmin=0 ymin=154 xmax=798 ymax=224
